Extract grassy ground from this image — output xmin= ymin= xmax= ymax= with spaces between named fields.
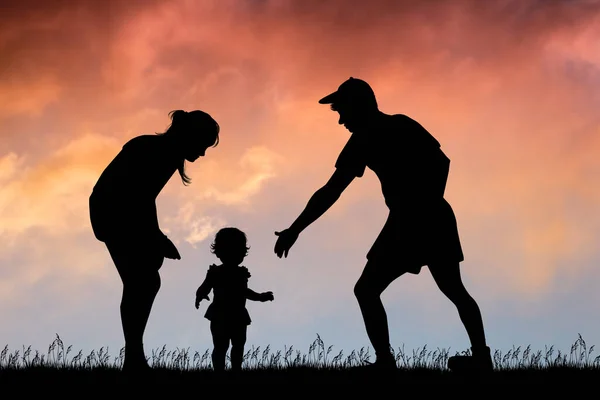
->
xmin=1 ymin=333 xmax=599 ymax=387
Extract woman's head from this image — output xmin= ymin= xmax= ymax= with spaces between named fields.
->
xmin=158 ymin=109 xmax=220 ymax=185
xmin=210 ymin=227 xmax=250 ymax=265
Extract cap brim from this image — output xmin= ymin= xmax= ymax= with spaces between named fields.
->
xmin=318 ymin=91 xmax=339 ymax=104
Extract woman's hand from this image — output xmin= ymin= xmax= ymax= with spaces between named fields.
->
xmin=161 ymin=235 xmax=181 ymax=260
xmin=195 ymin=294 xmax=209 ymax=309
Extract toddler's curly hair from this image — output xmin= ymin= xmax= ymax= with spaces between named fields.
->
xmin=210 ymin=227 xmax=250 ymax=258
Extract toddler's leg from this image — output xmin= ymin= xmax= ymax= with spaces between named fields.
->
xmin=210 ymin=321 xmax=229 ymax=371
xmin=230 ymin=324 xmax=247 ymax=371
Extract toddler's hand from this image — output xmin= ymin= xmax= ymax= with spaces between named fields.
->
xmin=261 ymin=291 xmax=274 ymax=302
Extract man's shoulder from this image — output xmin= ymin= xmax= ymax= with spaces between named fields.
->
xmin=389 ymin=113 xmax=419 ymax=127
xmin=390 ymin=114 xmax=440 ymax=148
xmin=378 ymin=113 xmax=418 ymax=136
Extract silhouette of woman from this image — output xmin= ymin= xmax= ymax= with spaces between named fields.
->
xmin=89 ymin=110 xmax=220 ymax=372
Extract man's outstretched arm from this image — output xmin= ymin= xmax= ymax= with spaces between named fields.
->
xmin=275 ymin=168 xmax=355 ymax=258
xmin=289 ymin=169 xmax=355 ymax=234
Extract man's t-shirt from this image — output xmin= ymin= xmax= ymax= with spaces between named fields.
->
xmin=335 ymin=114 xmax=450 ymax=210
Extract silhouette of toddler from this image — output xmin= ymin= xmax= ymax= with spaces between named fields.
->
xmin=195 ymin=227 xmax=274 ymax=372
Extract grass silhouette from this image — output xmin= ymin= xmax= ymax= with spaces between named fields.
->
xmin=1 ymin=333 xmax=599 ymax=386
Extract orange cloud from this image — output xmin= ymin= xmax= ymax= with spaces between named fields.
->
xmin=0 ymin=133 xmax=121 ymax=239
xmin=0 ymin=76 xmax=62 ymax=117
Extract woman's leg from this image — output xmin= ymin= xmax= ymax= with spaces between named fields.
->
xmin=106 ymin=240 xmax=164 ymax=370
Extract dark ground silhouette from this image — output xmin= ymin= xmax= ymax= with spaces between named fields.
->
xmin=88 ymin=109 xmax=220 ymax=372
xmin=195 ymin=227 xmax=274 ymax=372
xmin=2 ymin=333 xmax=598 ymax=388
xmin=274 ymin=77 xmax=493 ymax=373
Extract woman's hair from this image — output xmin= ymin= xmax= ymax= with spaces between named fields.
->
xmin=156 ymin=109 xmax=220 ymax=185
xmin=210 ymin=227 xmax=250 ymax=259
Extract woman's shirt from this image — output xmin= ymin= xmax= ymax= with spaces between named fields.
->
xmin=89 ymin=134 xmax=179 ymax=241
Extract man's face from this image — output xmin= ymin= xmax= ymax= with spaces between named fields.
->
xmin=334 ymin=103 xmax=368 ymax=134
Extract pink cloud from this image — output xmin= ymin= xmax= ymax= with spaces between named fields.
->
xmin=1 ymin=1 xmax=600 ymax=342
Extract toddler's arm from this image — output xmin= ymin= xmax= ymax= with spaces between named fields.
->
xmin=195 ymin=266 xmax=215 ymax=309
xmin=247 ymin=288 xmax=274 ymax=302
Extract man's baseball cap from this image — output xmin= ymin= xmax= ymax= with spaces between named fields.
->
xmin=318 ymin=77 xmax=377 ymax=107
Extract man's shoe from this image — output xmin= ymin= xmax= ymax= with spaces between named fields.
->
xmin=122 ymin=357 xmax=152 ymax=374
xmin=448 ymin=346 xmax=494 ymax=373
xmin=362 ymin=354 xmax=398 ymax=371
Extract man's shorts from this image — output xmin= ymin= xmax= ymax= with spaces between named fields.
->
xmin=366 ymin=199 xmax=464 ymax=274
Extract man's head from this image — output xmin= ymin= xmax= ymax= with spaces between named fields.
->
xmin=319 ymin=77 xmax=379 ymax=133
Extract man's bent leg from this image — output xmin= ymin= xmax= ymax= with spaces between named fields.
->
xmin=428 ymin=261 xmax=493 ymax=372
xmin=354 ymin=258 xmax=407 ymax=367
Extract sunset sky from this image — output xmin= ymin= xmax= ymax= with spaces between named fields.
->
xmin=1 ymin=0 xmax=600 ymax=362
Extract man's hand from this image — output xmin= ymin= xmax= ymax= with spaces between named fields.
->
xmin=261 ymin=291 xmax=274 ymax=302
xmin=195 ymin=294 xmax=209 ymax=309
xmin=161 ymin=235 xmax=181 ymax=260
xmin=274 ymin=228 xmax=299 ymax=258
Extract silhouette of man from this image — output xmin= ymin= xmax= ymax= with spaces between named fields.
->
xmin=89 ymin=110 xmax=220 ymax=372
xmin=274 ymin=77 xmax=493 ymax=372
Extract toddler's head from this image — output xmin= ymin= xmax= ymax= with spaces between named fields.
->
xmin=210 ymin=227 xmax=250 ymax=266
